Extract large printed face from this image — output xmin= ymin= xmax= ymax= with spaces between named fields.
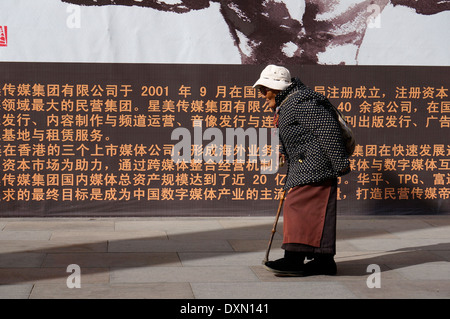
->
xmin=25 ymin=0 xmax=446 ymax=65
xmin=2 ymin=1 xmax=448 ymax=64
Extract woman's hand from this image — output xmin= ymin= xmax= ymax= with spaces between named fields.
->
xmin=279 ymin=154 xmax=286 ymax=167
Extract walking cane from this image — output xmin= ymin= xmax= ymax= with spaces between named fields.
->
xmin=263 ymin=189 xmax=287 ymax=264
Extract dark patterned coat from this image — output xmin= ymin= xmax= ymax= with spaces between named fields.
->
xmin=276 ymin=78 xmax=351 ymax=189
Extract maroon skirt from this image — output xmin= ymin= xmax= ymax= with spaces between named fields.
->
xmin=282 ymin=179 xmax=337 ymax=254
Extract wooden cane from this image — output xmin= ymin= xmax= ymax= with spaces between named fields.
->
xmin=263 ymin=190 xmax=287 ymax=264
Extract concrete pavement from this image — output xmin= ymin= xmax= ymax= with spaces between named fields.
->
xmin=0 ymin=215 xmax=449 ymax=299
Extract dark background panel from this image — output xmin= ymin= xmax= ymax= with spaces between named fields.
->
xmin=0 ymin=63 xmax=449 ymax=216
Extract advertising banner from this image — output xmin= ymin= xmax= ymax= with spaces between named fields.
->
xmin=1 ymin=1 xmax=449 ymax=216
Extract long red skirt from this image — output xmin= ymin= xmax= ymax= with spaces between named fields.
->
xmin=282 ymin=179 xmax=337 ymax=254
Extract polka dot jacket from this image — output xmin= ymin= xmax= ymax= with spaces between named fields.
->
xmin=276 ymin=78 xmax=351 ymax=189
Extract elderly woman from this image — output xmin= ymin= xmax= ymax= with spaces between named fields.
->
xmin=253 ymin=65 xmax=351 ymax=276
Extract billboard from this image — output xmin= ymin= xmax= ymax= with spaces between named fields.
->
xmin=1 ymin=1 xmax=449 ymax=216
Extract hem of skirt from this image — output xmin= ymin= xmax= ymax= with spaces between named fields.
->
xmin=282 ymin=243 xmax=335 ymax=255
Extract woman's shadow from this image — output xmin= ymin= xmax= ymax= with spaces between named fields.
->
xmin=335 ymin=242 xmax=449 ymax=277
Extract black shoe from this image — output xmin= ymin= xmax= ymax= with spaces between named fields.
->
xmin=264 ymin=257 xmax=305 ymax=276
xmin=263 ymin=251 xmax=306 ymax=276
xmin=302 ymin=255 xmax=337 ymax=276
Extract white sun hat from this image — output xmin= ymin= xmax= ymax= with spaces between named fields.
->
xmin=253 ymin=65 xmax=292 ymax=91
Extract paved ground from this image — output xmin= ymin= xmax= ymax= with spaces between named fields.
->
xmin=0 ymin=215 xmax=449 ymax=299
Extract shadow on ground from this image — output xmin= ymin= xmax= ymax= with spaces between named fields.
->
xmin=0 ymin=218 xmax=449 ymax=284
